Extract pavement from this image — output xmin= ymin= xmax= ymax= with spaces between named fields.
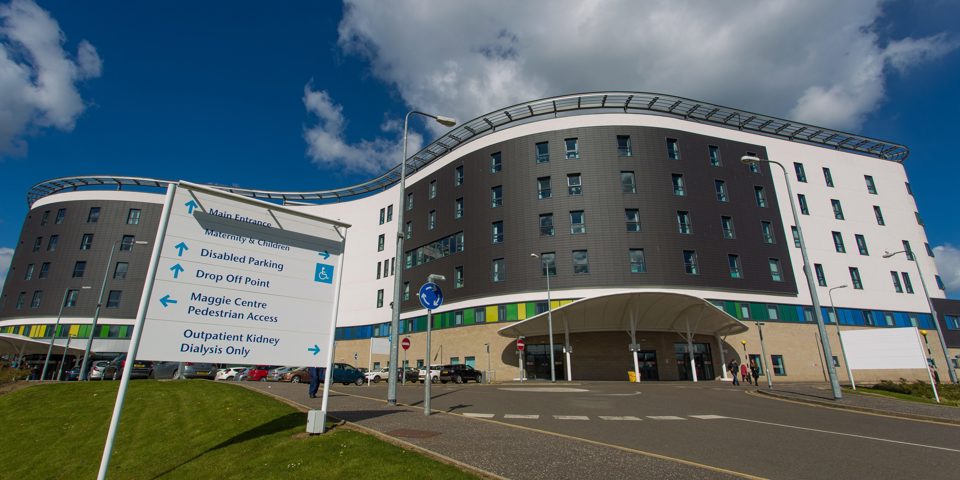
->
xmin=242 ymin=380 xmax=960 ymax=480
xmin=757 ymin=383 xmax=960 ymax=424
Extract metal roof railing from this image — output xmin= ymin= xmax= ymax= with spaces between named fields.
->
xmin=27 ymin=91 xmax=909 ymax=206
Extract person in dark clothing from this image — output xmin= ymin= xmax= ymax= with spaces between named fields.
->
xmin=308 ymin=366 xmax=323 ymax=398
xmin=750 ymin=361 xmax=760 ymax=386
xmin=729 ymin=359 xmax=740 ymax=386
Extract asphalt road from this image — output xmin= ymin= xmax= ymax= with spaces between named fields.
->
xmin=326 ymin=380 xmax=960 ymax=480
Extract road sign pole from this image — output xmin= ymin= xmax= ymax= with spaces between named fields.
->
xmin=318 ymin=227 xmax=348 ymax=433
xmin=98 ymin=184 xmax=177 ymax=480
xmin=424 ymin=309 xmax=432 ymax=416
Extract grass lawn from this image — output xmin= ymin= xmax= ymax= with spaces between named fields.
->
xmin=0 ymin=380 xmax=476 ymax=479
xmin=847 ymin=386 xmax=960 ymax=408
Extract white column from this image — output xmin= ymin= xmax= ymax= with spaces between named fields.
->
xmin=563 ymin=317 xmax=573 ymax=381
xmin=717 ymin=334 xmax=729 ymax=380
xmin=630 ymin=315 xmax=640 ymax=382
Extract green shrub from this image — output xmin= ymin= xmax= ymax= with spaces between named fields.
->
xmin=0 ymin=367 xmax=31 ymax=385
xmin=871 ymin=378 xmax=960 ymax=404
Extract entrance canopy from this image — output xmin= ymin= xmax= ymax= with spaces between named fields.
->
xmin=0 ymin=333 xmax=87 ymax=356
xmin=498 ymin=291 xmax=748 ymax=338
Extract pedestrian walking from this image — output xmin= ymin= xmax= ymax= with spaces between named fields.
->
xmin=740 ymin=362 xmax=751 ymax=385
xmin=729 ymin=359 xmax=739 ymax=385
xmin=750 ymin=361 xmax=760 ymax=386
xmin=308 ymin=366 xmax=322 ymax=398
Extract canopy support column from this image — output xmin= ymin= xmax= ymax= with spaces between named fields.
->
xmin=563 ymin=316 xmax=572 ymax=382
xmin=629 ymin=314 xmax=640 ymax=383
xmin=717 ymin=334 xmax=729 ymax=380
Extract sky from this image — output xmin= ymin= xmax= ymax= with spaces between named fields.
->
xmin=0 ymin=0 xmax=959 ymax=297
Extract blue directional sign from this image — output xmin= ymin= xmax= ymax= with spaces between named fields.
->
xmin=418 ymin=282 xmax=443 ymax=310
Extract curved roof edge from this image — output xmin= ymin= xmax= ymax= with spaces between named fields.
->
xmin=27 ymin=91 xmax=909 ymax=207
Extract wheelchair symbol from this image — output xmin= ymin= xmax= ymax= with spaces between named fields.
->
xmin=315 ymin=263 xmax=334 ymax=284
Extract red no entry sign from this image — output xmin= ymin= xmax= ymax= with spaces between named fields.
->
xmin=516 ymin=339 xmax=525 ymax=351
xmin=401 ymin=337 xmax=411 ymax=351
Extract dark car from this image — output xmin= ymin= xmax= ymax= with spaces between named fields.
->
xmin=102 ymin=354 xmax=154 ymax=380
xmin=324 ymin=363 xmax=365 ymax=386
xmin=403 ymin=367 xmax=420 ymax=383
xmin=439 ymin=364 xmax=483 ymax=384
xmin=152 ymin=362 xmax=217 ymax=380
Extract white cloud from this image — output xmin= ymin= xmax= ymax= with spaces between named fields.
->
xmin=0 ymin=0 xmax=102 ymax=155
xmin=933 ymin=244 xmax=960 ymax=296
xmin=335 ymin=0 xmax=956 ymax=136
xmin=0 ymin=247 xmax=13 ymax=291
xmin=303 ymin=85 xmax=422 ymax=175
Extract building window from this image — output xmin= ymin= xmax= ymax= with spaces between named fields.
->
xmin=455 ymin=165 xmax=464 ymax=185
xmin=428 ymin=210 xmax=436 ymax=230
xmin=925 ymin=242 xmax=935 ymax=257
xmin=823 ymin=167 xmax=834 ymax=187
xmin=492 ymin=258 xmax=505 ymax=282
xmin=41 ymin=210 xmax=49 ymax=226
xmin=905 ymin=182 xmax=913 ymax=196
xmin=489 ymin=186 xmax=503 ymax=208
xmin=708 ymin=145 xmax=721 ymax=166
xmin=572 ymin=250 xmax=589 ymax=274
xmin=33 ymin=237 xmax=42 ymax=252
xmin=666 ymin=138 xmax=680 ymax=160
xmin=30 ymin=291 xmax=43 ymax=308
xmin=849 ymin=267 xmax=863 ymax=290
xmin=815 ymin=264 xmax=827 ymax=287
xmin=539 ymin=213 xmax=555 ymax=236
xmin=794 ymin=162 xmax=807 ymax=182
xmin=865 ymin=175 xmax=877 ymax=194
xmin=406 ymin=192 xmax=414 ymax=211
xmin=935 ymin=275 xmax=945 ymax=290
xmin=617 ymin=135 xmax=632 ymax=156
xmin=672 ymin=174 xmax=685 ymax=196
xmin=15 ymin=292 xmax=25 ymax=309
xmin=24 ymin=264 xmax=35 ymax=280
xmin=747 ymin=153 xmax=760 ymax=173
xmin=99 ymin=290 xmax=119 ymax=309
xmin=683 ymin=250 xmax=699 ymax=274
xmin=120 ymin=235 xmax=135 ymax=251
xmin=55 ymin=208 xmax=66 ymax=224
xmin=902 ymin=240 xmax=914 ymax=260
xmin=455 ymin=198 xmax=464 ymax=219
xmin=536 ymin=141 xmax=550 ymax=163
xmin=754 ymin=186 xmax=767 ymax=207
xmin=379 ymin=208 xmax=386 ymax=225
xmin=629 ymin=249 xmax=646 ymax=273
xmin=832 ymin=231 xmax=845 ymax=253
xmin=768 ymin=305 xmax=779 ymax=320
xmin=621 ymin=171 xmax=636 ymax=193
xmin=540 ymin=252 xmax=556 ymax=276
xmin=491 ymin=152 xmax=502 ymax=173
xmin=87 ymin=207 xmax=100 ymax=223
xmin=570 ymin=211 xmax=586 ymax=234
xmin=855 ymin=234 xmax=869 ymax=255
xmin=429 ymin=180 xmax=437 ymax=199
xmin=39 ymin=262 xmax=50 ymax=279
xmin=376 ymin=289 xmax=384 ymax=308
xmin=405 ymin=221 xmax=412 ymax=240
xmin=677 ymin=211 xmax=692 ymax=234
xmin=890 ymin=271 xmax=903 ymax=293
xmin=625 ymin=209 xmax=641 ymax=232
xmin=791 ymin=226 xmax=800 ymax=248
xmin=537 ymin=177 xmax=552 ymax=199
xmin=915 ymin=211 xmax=924 ymax=226
xmin=80 ymin=234 xmax=94 ymax=250
xmin=72 ymin=261 xmax=87 ymax=278
xmin=565 ymin=138 xmax=579 ymax=159
xmin=715 ymin=180 xmax=728 ymax=202
xmin=728 ymin=254 xmax=743 ymax=279
xmin=798 ymin=194 xmax=809 ymax=215
xmin=902 ymin=272 xmax=914 ymax=294
xmin=768 ymin=258 xmax=783 ymax=282
xmin=403 ymin=282 xmax=410 ymax=301
xmin=47 ymin=235 xmax=59 ymax=251
xmin=567 ymin=174 xmax=582 ymax=195
xmin=771 ymin=355 xmax=787 ymax=376
xmin=65 ymin=289 xmax=80 ymax=308
xmin=377 ymin=262 xmax=383 ymax=281
xmin=455 ymin=266 xmax=464 ymax=288
xmin=386 ymin=205 xmax=393 ymax=222
xmin=378 ymin=234 xmax=385 ymax=252
xmin=114 ymin=262 xmax=129 ymax=280
xmin=126 ymin=208 xmax=141 ymax=225
xmin=831 ymin=199 xmax=844 ymax=220
xmin=873 ymin=206 xmax=885 ymax=226
xmin=721 ymin=216 xmax=735 ymax=239
xmin=761 ymin=221 xmax=775 ymax=244
xmin=404 ymin=231 xmax=464 ymax=269
xmin=492 ymin=221 xmax=504 ymax=243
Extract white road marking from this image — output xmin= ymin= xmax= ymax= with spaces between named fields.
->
xmin=598 ymin=416 xmax=643 ymax=421
xmin=554 ymin=415 xmax=590 ymax=420
xmin=647 ymin=416 xmax=686 ymax=420
xmin=504 ymin=414 xmax=540 ymax=419
xmin=689 ymin=415 xmax=727 ymax=420
xmin=599 ymin=392 xmax=642 ymax=397
xmin=498 ymin=387 xmax=589 ymax=393
xmin=462 ymin=413 xmax=495 ymax=418
xmin=729 ymin=417 xmax=960 ymax=453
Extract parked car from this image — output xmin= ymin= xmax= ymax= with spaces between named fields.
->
xmin=418 ymin=365 xmax=441 ymax=383
xmin=63 ymin=366 xmax=81 ymax=381
xmin=402 ymin=367 xmax=420 ymax=383
xmin=88 ymin=360 xmax=109 ymax=380
xmin=364 ymin=368 xmax=398 ymax=383
xmin=326 ymin=363 xmax=365 ymax=386
xmin=266 ymin=366 xmax=297 ymax=382
xmin=240 ymin=365 xmax=278 ymax=382
xmin=216 ymin=367 xmax=246 ymax=381
xmin=282 ymin=367 xmax=310 ymax=383
xmin=102 ymin=354 xmax=153 ymax=380
xmin=439 ymin=364 xmax=483 ymax=384
xmin=152 ymin=362 xmax=217 ymax=380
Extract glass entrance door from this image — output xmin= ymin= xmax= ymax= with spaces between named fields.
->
xmin=674 ymin=343 xmax=714 ymax=381
xmin=524 ymin=343 xmax=565 ymax=380
xmin=637 ymin=351 xmax=659 ymax=380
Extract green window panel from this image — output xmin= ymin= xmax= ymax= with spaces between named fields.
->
xmin=464 ymin=308 xmax=475 ymax=325
xmin=99 ymin=325 xmax=110 ymax=338
xmin=750 ymin=303 xmax=768 ymax=320
xmin=76 ymin=325 xmax=90 ymax=338
xmin=120 ymin=326 xmax=129 ymax=338
xmin=415 ymin=316 xmax=427 ymax=332
xmin=505 ymin=303 xmax=518 ymax=321
xmin=441 ymin=311 xmax=453 ymax=328
xmin=779 ymin=305 xmax=799 ymax=322
xmin=525 ymin=302 xmax=538 ymax=318
xmin=724 ymin=302 xmax=739 ymax=318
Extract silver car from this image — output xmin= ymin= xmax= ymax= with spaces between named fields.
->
xmin=152 ymin=362 xmax=217 ymax=380
xmin=88 ymin=360 xmax=110 ymax=380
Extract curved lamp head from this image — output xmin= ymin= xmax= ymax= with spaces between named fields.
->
xmin=427 ymin=274 xmax=446 ymax=283
xmin=434 ymin=115 xmax=457 ymax=128
xmin=740 ymin=155 xmax=761 ymax=165
xmin=530 ymin=253 xmax=539 ymax=258
xmin=882 ymin=250 xmax=901 ymax=259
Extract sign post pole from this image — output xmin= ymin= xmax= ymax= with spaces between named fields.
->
xmin=418 ymin=280 xmax=443 ymax=416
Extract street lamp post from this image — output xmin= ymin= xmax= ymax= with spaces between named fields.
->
xmin=530 ymin=253 xmax=556 ymax=382
xmin=42 ymin=285 xmax=91 ymax=381
xmin=883 ymin=250 xmax=957 ymax=383
xmin=741 ymin=155 xmax=842 ymax=399
xmin=756 ymin=321 xmax=773 ymax=389
xmin=828 ymin=285 xmax=856 ymax=389
xmin=388 ymin=111 xmax=456 ymax=406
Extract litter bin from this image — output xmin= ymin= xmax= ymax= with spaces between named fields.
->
xmin=627 ymin=371 xmax=638 ymax=382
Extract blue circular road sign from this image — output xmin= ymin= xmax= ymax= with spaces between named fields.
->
xmin=418 ymin=282 xmax=443 ymax=310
